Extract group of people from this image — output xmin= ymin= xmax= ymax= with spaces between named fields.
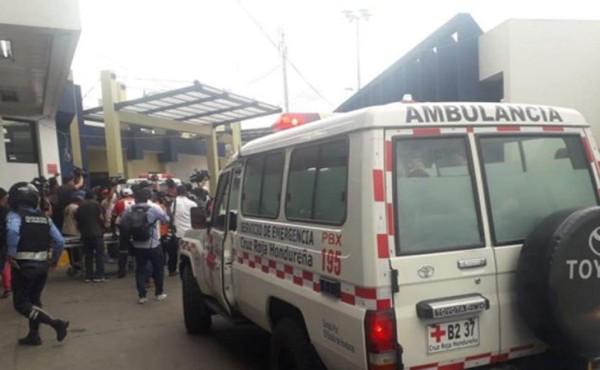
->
xmin=0 ymin=168 xmax=212 ymax=346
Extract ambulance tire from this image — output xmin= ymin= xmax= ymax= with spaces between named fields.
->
xmin=517 ymin=206 xmax=600 ymax=359
xmin=182 ymin=264 xmax=211 ymax=334
xmin=270 ymin=318 xmax=324 ymax=370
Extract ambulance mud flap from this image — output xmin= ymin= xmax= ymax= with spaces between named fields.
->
xmin=415 ymin=294 xmax=489 ymax=320
xmin=517 ymin=206 xmax=600 ymax=361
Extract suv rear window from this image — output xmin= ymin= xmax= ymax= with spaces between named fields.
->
xmin=479 ymin=134 xmax=598 ymax=244
xmin=393 ymin=136 xmax=482 ymax=254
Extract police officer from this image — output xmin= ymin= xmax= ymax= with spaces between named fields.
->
xmin=5 ymin=182 xmax=69 ymax=346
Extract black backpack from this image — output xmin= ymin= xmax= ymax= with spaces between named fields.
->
xmin=129 ymin=204 xmax=153 ymax=242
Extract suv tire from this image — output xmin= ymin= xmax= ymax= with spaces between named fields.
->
xmin=517 ymin=206 xmax=600 ymax=360
xmin=270 ymin=318 xmax=324 ymax=370
xmin=181 ymin=264 xmax=211 ymax=334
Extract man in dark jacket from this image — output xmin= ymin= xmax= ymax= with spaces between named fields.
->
xmin=74 ymin=191 xmax=106 ymax=282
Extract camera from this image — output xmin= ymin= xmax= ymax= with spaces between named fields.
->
xmin=109 ymin=176 xmax=127 ymax=187
xmin=73 ymin=166 xmax=87 ymax=180
xmin=189 ymin=169 xmax=210 ymax=184
xmin=31 ymin=176 xmax=48 ymax=192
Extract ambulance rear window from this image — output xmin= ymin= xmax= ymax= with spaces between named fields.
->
xmin=479 ymin=134 xmax=598 ymax=244
xmin=393 ymin=136 xmax=483 ymax=254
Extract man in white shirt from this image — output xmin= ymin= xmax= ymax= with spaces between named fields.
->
xmin=168 ymin=186 xmax=197 ymax=276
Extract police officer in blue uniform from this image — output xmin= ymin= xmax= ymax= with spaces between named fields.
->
xmin=5 ymin=182 xmax=69 ymax=346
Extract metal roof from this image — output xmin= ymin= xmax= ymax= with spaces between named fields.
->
xmin=335 ymin=13 xmax=485 ymax=113
xmin=0 ymin=0 xmax=80 ymax=117
xmin=83 ymin=81 xmax=281 ymax=128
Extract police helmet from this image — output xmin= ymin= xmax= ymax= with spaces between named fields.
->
xmin=8 ymin=182 xmax=40 ymax=209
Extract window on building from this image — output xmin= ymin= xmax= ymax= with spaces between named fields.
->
xmin=286 ymin=138 xmax=348 ymax=225
xmin=241 ymin=151 xmax=285 ymax=218
xmin=3 ymin=120 xmax=38 ymax=163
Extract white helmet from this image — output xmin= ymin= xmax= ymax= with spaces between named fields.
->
xmin=121 ymin=188 xmax=133 ymax=197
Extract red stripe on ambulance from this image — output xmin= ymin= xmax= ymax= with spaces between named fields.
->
xmin=582 ymin=136 xmax=594 ymax=162
xmin=387 ymin=203 xmax=395 ymax=235
xmin=413 ymin=128 xmax=441 ymax=136
xmin=496 ymin=125 xmax=520 ymax=132
xmin=377 ymin=234 xmax=390 ymax=258
xmin=386 ymin=140 xmax=393 ymax=172
xmin=373 ymin=169 xmax=385 ymax=202
xmin=542 ymin=126 xmax=564 ymax=132
xmin=355 ymin=287 xmax=377 ymax=299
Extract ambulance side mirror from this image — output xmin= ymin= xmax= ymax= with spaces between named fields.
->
xmin=190 ymin=207 xmax=210 ymax=229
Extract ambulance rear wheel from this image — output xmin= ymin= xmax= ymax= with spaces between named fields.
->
xmin=517 ymin=206 xmax=600 ymax=360
xmin=181 ymin=264 xmax=211 ymax=334
xmin=270 ymin=318 xmax=324 ymax=370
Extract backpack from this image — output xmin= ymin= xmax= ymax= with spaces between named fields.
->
xmin=129 ymin=204 xmax=153 ymax=242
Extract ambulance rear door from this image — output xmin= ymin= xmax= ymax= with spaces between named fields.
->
xmin=386 ymin=132 xmax=500 ymax=368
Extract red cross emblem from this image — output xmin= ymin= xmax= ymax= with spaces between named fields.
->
xmin=430 ymin=325 xmax=446 ymax=343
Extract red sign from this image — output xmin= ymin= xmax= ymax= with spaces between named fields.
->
xmin=47 ymin=163 xmax=58 ymax=175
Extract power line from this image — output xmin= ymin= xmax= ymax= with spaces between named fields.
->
xmin=234 ymin=0 xmax=333 ymax=107
xmin=81 ymin=79 xmax=101 ymax=100
xmin=247 ymin=64 xmax=280 ymax=85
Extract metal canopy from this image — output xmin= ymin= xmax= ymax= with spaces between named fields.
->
xmin=83 ymin=80 xmax=281 ymax=128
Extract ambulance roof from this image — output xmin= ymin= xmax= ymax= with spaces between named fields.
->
xmin=240 ymin=102 xmax=587 ymax=157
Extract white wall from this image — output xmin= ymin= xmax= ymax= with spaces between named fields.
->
xmin=480 ymin=19 xmax=600 ymax=139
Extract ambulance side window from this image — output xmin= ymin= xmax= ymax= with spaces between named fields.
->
xmin=286 ymin=138 xmax=348 ymax=225
xmin=394 ymin=136 xmax=482 ymax=254
xmin=241 ymin=151 xmax=284 ymax=219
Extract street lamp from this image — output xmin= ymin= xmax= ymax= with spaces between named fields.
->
xmin=343 ymin=8 xmax=371 ymax=91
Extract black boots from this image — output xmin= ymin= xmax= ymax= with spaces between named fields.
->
xmin=18 ymin=319 xmax=41 ymax=346
xmin=29 ymin=306 xmax=70 ymax=343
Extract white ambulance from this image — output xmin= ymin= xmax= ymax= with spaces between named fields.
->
xmin=179 ymin=102 xmax=600 ymax=370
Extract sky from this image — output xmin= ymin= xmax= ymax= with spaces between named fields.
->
xmin=71 ymin=0 xmax=600 ymax=128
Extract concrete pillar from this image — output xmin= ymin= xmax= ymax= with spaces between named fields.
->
xmin=0 ymin=117 xmax=7 ymax=189
xmin=205 ymin=129 xmax=219 ymax=195
xmin=230 ymin=122 xmax=242 ymax=154
xmin=37 ymin=118 xmax=62 ymax=178
xmin=69 ymin=114 xmax=82 ymax=167
xmin=101 ymin=70 xmax=125 ymax=176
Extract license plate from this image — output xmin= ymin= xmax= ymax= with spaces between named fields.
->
xmin=427 ymin=317 xmax=479 ymax=354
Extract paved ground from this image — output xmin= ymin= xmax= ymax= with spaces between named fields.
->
xmin=0 ymin=263 xmax=270 ymax=370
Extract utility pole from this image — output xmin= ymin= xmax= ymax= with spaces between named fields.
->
xmin=279 ymin=29 xmax=290 ymax=112
xmin=343 ymin=9 xmax=371 ymax=91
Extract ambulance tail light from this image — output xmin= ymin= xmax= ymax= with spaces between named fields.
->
xmin=364 ymin=309 xmax=398 ymax=370
xmin=271 ymin=113 xmax=321 ymax=132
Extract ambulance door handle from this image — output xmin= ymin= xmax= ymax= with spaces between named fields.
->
xmin=457 ymin=258 xmax=487 ymax=269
